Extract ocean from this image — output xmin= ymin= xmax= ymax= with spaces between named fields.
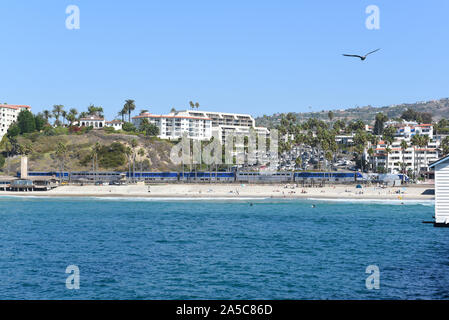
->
xmin=0 ymin=196 xmax=447 ymax=300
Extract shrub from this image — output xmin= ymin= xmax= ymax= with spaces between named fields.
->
xmin=141 ymin=123 xmax=159 ymax=136
xmin=81 ymin=126 xmax=93 ymax=134
xmin=69 ymin=126 xmax=82 ymax=134
xmin=104 ymin=126 xmax=116 ymax=134
xmin=6 ymin=123 xmax=20 ymax=138
xmin=43 ymin=126 xmax=56 ymax=136
xmin=122 ymin=122 xmax=136 ymax=132
xmin=98 ymin=142 xmax=127 ymax=168
xmin=0 ymin=154 xmax=5 ymax=169
xmin=53 ymin=127 xmax=69 ymax=135
xmin=80 ymin=142 xmax=127 ymax=169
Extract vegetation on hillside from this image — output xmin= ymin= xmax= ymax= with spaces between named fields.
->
xmin=256 ymin=97 xmax=449 ymax=128
xmin=0 ymin=101 xmax=172 ymax=175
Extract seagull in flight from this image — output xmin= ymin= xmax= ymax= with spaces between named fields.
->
xmin=342 ymin=48 xmax=381 ymax=61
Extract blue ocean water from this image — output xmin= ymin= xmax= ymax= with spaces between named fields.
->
xmin=0 ymin=196 xmax=447 ymax=300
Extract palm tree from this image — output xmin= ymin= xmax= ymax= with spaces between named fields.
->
xmin=67 ymin=108 xmax=78 ymax=126
xmin=400 ymin=140 xmax=408 ymax=177
xmin=411 ymin=134 xmax=419 ymax=179
xmin=43 ymin=110 xmax=52 ymax=123
xmin=189 ymin=101 xmax=194 ymax=110
xmin=355 ymin=144 xmax=365 ymax=172
xmin=90 ymin=142 xmax=101 ymax=183
xmin=52 ymin=105 xmax=64 ymax=126
xmin=385 ymin=146 xmax=392 ymax=173
xmin=125 ymin=146 xmax=132 ymax=182
xmin=138 ymin=148 xmax=145 ymax=176
xmin=116 ymin=109 xmax=125 ymax=122
xmin=367 ymin=147 xmax=374 ymax=172
xmin=419 ymin=135 xmax=430 ymax=177
xmin=328 ymin=111 xmax=334 ymax=129
xmin=56 ymin=142 xmax=67 ymax=183
xmin=61 ymin=110 xmax=67 ymax=126
xmin=124 ymin=100 xmax=136 ymax=122
xmin=411 ymin=134 xmax=428 ymax=179
xmin=88 ymin=105 xmax=104 ymax=117
xmin=130 ymin=138 xmax=138 ymax=181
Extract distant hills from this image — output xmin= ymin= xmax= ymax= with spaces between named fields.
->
xmin=255 ymin=98 xmax=449 ymax=128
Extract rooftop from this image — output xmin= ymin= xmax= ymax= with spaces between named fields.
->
xmin=80 ymin=116 xmax=104 ymax=121
xmin=132 ymin=112 xmax=211 ymax=121
xmin=0 ymin=104 xmax=31 ymax=110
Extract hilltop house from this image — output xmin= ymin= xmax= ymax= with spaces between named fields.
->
xmin=79 ymin=115 xmax=105 ymax=129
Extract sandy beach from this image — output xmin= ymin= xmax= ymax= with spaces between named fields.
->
xmin=0 ymin=183 xmax=435 ymax=200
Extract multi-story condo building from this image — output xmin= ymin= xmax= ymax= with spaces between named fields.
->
xmin=179 ymin=110 xmax=270 ymax=143
xmin=181 ymin=110 xmax=256 ymax=127
xmin=172 ymin=110 xmax=271 ymax=166
xmin=0 ymin=104 xmax=31 ymax=141
xmin=132 ymin=110 xmax=270 ymax=143
xmin=132 ymin=111 xmax=212 ymax=140
xmin=366 ymin=122 xmax=438 ymax=175
xmin=368 ymin=136 xmax=440 ymax=175
xmin=396 ymin=123 xmax=433 ymax=139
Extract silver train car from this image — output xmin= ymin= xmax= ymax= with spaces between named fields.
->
xmin=236 ymin=171 xmax=294 ymax=183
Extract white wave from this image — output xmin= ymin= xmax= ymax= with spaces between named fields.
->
xmin=304 ymin=198 xmax=435 ymax=206
xmin=0 ymin=194 xmax=434 ymax=206
xmin=90 ymin=196 xmax=268 ymax=202
xmin=0 ymin=195 xmax=267 ymax=202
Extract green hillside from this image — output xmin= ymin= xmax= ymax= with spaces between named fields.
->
xmin=1 ymin=130 xmax=179 ymax=175
xmin=256 ymin=98 xmax=449 ymax=128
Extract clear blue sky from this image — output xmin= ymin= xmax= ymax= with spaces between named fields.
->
xmin=0 ymin=0 xmax=448 ymax=120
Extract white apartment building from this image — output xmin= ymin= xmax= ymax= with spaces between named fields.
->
xmin=132 ymin=111 xmax=212 ymax=140
xmin=132 ymin=109 xmax=270 ymax=143
xmin=366 ymin=123 xmax=438 ymax=175
xmin=179 ymin=110 xmax=270 ymax=143
xmin=181 ymin=110 xmax=256 ymax=127
xmin=368 ymin=138 xmax=440 ymax=175
xmin=396 ymin=123 xmax=433 ymax=139
xmin=0 ymin=104 xmax=31 ymax=141
xmin=176 ymin=110 xmax=271 ymax=166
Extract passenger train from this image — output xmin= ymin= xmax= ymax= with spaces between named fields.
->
xmin=19 ymin=171 xmax=409 ymax=183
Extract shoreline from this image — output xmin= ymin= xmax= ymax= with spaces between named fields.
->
xmin=0 ymin=184 xmax=435 ymax=201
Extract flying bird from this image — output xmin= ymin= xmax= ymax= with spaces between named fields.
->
xmin=342 ymin=48 xmax=381 ymax=61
